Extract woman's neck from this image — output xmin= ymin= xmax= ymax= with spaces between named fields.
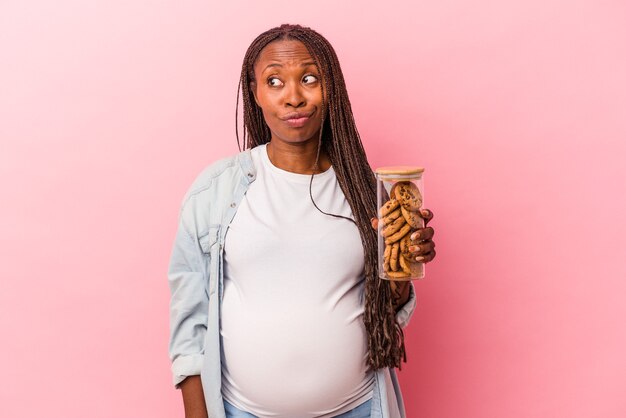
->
xmin=266 ymin=139 xmax=331 ymax=174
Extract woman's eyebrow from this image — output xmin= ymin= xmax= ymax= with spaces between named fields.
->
xmin=262 ymin=61 xmax=318 ymax=72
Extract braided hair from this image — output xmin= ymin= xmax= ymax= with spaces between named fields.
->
xmin=235 ymin=23 xmax=406 ymax=370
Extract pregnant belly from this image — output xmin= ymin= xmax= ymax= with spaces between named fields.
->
xmin=220 ymin=298 xmax=371 ymax=415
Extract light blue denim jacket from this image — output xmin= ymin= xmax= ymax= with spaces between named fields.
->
xmin=168 ymin=148 xmax=417 ymax=418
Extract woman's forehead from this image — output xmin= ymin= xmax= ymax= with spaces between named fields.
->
xmin=254 ymin=40 xmax=317 ymax=72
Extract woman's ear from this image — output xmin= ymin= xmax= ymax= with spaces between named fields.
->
xmin=249 ymin=81 xmax=260 ymax=106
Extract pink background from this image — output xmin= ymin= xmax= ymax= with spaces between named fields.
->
xmin=1 ymin=0 xmax=625 ymax=417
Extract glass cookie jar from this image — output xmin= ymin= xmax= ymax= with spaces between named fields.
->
xmin=375 ymin=166 xmax=425 ymax=281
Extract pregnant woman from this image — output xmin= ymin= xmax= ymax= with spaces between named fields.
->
xmin=167 ymin=23 xmax=436 ymax=418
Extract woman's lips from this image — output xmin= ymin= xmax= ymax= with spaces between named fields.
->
xmin=283 ymin=116 xmax=310 ymax=128
xmin=281 ymin=110 xmax=315 ymax=128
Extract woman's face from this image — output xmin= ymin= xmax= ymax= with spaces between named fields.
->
xmin=251 ymin=39 xmax=324 ymax=145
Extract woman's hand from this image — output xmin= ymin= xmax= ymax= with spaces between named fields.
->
xmin=370 ymin=207 xmax=436 ymax=263
xmin=407 ymin=208 xmax=436 ymax=263
xmin=371 ymin=208 xmax=436 ymax=310
xmin=180 ymin=376 xmax=209 ymax=418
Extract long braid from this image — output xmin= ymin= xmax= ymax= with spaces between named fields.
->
xmin=235 ymin=24 xmax=406 ymax=370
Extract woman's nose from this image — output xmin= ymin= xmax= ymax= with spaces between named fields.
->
xmin=284 ymin=83 xmax=305 ymax=108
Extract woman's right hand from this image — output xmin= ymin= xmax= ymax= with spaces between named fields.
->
xmin=180 ymin=376 xmax=208 ymax=418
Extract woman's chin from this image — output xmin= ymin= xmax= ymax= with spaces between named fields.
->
xmin=272 ymin=130 xmax=322 ymax=145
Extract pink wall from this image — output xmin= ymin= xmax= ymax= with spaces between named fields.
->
xmin=1 ymin=1 xmax=625 ymax=417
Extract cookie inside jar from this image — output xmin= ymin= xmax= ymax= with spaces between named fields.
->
xmin=375 ymin=166 xmax=425 ymax=281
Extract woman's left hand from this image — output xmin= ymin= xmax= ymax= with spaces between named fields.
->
xmin=371 ymin=208 xmax=436 ymax=309
xmin=370 ymin=207 xmax=436 ymax=264
xmin=408 ymin=208 xmax=436 ymax=263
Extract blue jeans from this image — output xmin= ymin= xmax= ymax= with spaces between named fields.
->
xmin=223 ymin=398 xmax=372 ymax=418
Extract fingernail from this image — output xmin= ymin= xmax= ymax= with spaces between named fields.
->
xmin=410 ymin=245 xmax=420 ymax=252
xmin=415 ymin=256 xmax=424 ymax=262
xmin=411 ymin=232 xmax=420 ymax=240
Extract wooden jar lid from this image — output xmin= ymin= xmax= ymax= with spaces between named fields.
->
xmin=375 ymin=166 xmax=424 ymax=176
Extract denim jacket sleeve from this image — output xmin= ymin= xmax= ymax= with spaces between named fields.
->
xmin=395 ymin=282 xmax=417 ymax=329
xmin=167 ymin=197 xmax=209 ymax=389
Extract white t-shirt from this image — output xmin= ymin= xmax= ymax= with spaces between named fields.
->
xmin=220 ymin=144 xmax=374 ymax=418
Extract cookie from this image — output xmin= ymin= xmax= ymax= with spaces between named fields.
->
xmin=386 ymin=270 xmax=411 ymax=280
xmin=399 ymin=233 xmax=412 ymax=260
xmin=405 ymin=258 xmax=424 ymax=277
xmin=389 ymin=182 xmax=400 ymax=200
xmin=390 ymin=242 xmax=400 ymax=272
xmin=384 ymin=244 xmax=391 ymax=260
xmin=382 ymin=208 xmax=402 ymax=226
xmin=380 ymin=198 xmax=400 ymax=217
xmin=383 ymin=244 xmax=391 ymax=272
xmin=385 ymin=223 xmax=412 ymax=245
xmin=401 ymin=206 xmax=423 ymax=229
xmin=382 ymin=216 xmax=406 ymax=238
xmin=399 ymin=251 xmax=411 ymax=274
xmin=394 ymin=181 xmax=422 ymax=212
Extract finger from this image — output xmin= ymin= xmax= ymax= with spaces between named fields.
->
xmin=409 ymin=240 xmax=435 ymax=256
xmin=420 ymin=208 xmax=434 ymax=226
xmin=410 ymin=227 xmax=434 ymax=242
xmin=414 ymin=249 xmax=436 ymax=263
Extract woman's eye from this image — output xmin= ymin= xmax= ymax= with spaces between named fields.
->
xmin=268 ymin=77 xmax=283 ymax=87
xmin=303 ymin=75 xmax=318 ymax=84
